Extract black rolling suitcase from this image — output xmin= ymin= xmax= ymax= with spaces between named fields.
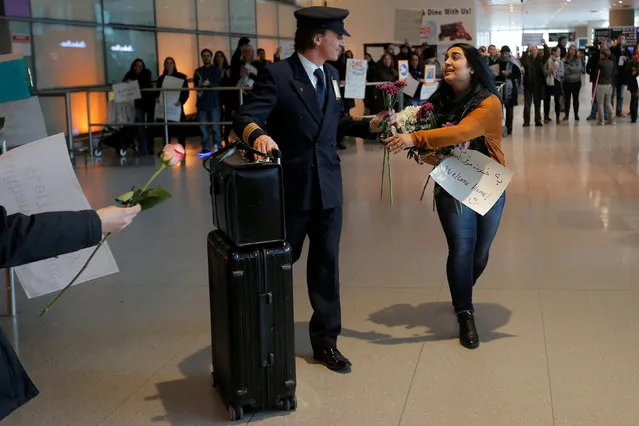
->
xmin=207 ymin=230 xmax=297 ymax=421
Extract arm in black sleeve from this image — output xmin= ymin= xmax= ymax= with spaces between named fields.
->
xmin=179 ymin=77 xmax=190 ymax=105
xmin=233 ymin=67 xmax=278 ymax=145
xmin=0 ymin=206 xmax=102 ymax=269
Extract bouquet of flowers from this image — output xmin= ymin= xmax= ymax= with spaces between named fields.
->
xmin=375 ymin=81 xmax=407 ymax=137
xmin=386 ymin=101 xmax=469 ymax=164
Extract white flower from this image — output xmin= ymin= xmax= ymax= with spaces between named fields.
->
xmin=395 ymin=105 xmax=420 ymax=134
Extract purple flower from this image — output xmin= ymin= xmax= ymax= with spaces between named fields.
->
xmin=416 ymin=102 xmax=435 ymax=121
xmin=375 ymin=80 xmax=407 ymax=96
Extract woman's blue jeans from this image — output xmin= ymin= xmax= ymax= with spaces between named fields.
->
xmin=435 ymin=190 xmax=506 ymax=313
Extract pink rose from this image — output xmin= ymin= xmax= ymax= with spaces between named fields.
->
xmin=161 ymin=143 xmax=185 ymax=167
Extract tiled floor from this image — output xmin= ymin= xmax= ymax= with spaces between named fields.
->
xmin=3 ymin=97 xmax=639 ymax=425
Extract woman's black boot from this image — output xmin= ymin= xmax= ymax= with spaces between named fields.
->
xmin=457 ymin=311 xmax=480 ymax=350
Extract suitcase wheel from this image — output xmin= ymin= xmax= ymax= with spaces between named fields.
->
xmin=229 ymin=405 xmax=244 ymax=421
xmin=279 ymin=396 xmax=297 ymax=411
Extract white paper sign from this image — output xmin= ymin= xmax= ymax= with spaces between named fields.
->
xmin=155 ymin=75 xmax=184 ymax=122
xmin=0 ymin=134 xmax=119 ymax=298
xmin=0 ymin=97 xmax=47 ymax=147
xmin=113 ymin=80 xmax=141 ymax=103
xmin=402 ymin=75 xmax=420 ymax=97
xmin=280 ymin=41 xmax=295 ymax=59
xmin=420 ymin=82 xmax=438 ymax=100
xmin=344 ymin=58 xmax=368 ymax=99
xmin=11 ymin=34 xmax=31 ymax=56
xmin=430 ymin=148 xmax=514 ymax=215
xmin=522 ymin=33 xmax=544 ymax=47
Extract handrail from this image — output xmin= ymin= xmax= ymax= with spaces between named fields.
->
xmin=32 ymin=80 xmax=441 ymax=157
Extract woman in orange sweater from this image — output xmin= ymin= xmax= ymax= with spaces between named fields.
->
xmin=383 ymin=43 xmax=505 ymax=350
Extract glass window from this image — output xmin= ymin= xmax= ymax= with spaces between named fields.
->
xmin=229 ymin=0 xmax=256 ymax=34
xmin=30 ymin=0 xmax=101 ymax=22
xmin=157 ymin=32 xmax=198 ymax=115
xmin=32 ymin=23 xmax=105 ymax=89
xmin=257 ymin=1 xmax=277 ymax=37
xmin=3 ymin=0 xmax=31 ymax=17
xmin=196 ymin=0 xmax=229 ymax=32
xmin=103 ymin=0 xmax=155 ymax=27
xmin=156 ymin=0 xmax=196 ymax=29
xmin=198 ymin=35 xmax=231 ymax=63
xmin=104 ymin=28 xmax=157 ymax=84
xmin=277 ymin=4 xmax=296 ymax=39
xmin=41 ymin=92 xmax=107 ymax=136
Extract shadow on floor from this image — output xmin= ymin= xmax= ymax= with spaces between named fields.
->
xmin=341 ymin=302 xmax=515 ymax=345
xmin=149 ymin=345 xmax=244 ymax=425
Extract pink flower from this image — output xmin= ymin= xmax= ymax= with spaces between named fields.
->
xmin=375 ymin=81 xmax=408 ymax=96
xmin=161 ymin=143 xmax=185 ymax=167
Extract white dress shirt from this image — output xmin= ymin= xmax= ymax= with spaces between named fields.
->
xmin=297 ymin=53 xmax=326 ymax=90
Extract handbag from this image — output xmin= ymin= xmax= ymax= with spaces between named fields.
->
xmin=203 ymin=140 xmax=285 ymax=247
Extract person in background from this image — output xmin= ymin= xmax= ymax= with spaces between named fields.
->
xmin=485 ymin=45 xmax=499 ymax=66
xmin=544 ymin=47 xmax=564 ymax=124
xmin=587 ymin=39 xmax=615 ymax=121
xmin=123 ymin=58 xmax=155 ymax=155
xmin=496 ymin=45 xmax=521 ymax=135
xmin=155 ymin=57 xmax=189 ymax=150
xmin=479 ymin=46 xmax=488 ymax=56
xmin=193 ymin=48 xmax=223 ymax=157
xmin=557 ymin=36 xmax=568 ymax=58
xmin=0 ymin=203 xmax=140 ymax=421
xmin=273 ymin=47 xmax=282 ymax=63
xmin=406 ymin=52 xmax=425 ymax=106
xmin=213 ymin=51 xmax=233 ymax=143
xmin=521 ymin=42 xmax=550 ymax=126
xmin=255 ymin=48 xmax=271 ymax=71
xmin=561 ymin=45 xmax=583 ymax=121
xmin=627 ymin=43 xmax=639 ymax=123
xmin=611 ymin=35 xmax=630 ymax=118
xmin=596 ymin=47 xmax=615 ymax=125
xmin=231 ymin=37 xmax=251 ymax=70
xmin=235 ymin=44 xmax=260 ymax=95
xmin=422 ymin=45 xmax=442 ymax=79
xmin=374 ymin=53 xmax=399 ymax=113
xmin=383 ymin=43 xmax=505 ymax=350
xmin=364 ymin=52 xmax=377 ymax=114
xmin=396 ymin=43 xmax=411 ymax=61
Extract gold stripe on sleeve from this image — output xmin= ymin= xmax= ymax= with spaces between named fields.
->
xmin=242 ymin=123 xmax=262 ymax=143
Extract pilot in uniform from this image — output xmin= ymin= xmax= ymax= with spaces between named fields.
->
xmin=233 ymin=6 xmax=380 ymax=372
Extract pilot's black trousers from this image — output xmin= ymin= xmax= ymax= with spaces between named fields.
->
xmin=285 ymin=206 xmax=342 ymax=350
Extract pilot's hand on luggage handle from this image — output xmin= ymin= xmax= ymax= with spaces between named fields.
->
xmin=254 ymin=135 xmax=279 ymax=157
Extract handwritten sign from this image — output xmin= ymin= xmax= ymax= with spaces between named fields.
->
xmin=113 ymin=80 xmax=141 ymax=103
xmin=420 ymin=81 xmax=438 ymax=100
xmin=155 ymin=75 xmax=184 ymax=122
xmin=0 ymin=133 xmax=119 ymax=298
xmin=430 ymin=148 xmax=514 ymax=215
xmin=0 ymin=96 xmax=47 ymax=147
xmin=344 ymin=58 xmax=367 ymax=99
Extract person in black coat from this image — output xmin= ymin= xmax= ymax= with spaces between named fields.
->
xmin=233 ymin=6 xmax=384 ymax=373
xmin=0 ymin=204 xmax=140 ymax=421
xmin=123 ymin=58 xmax=155 ymax=155
xmin=155 ymin=57 xmax=190 ymax=149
